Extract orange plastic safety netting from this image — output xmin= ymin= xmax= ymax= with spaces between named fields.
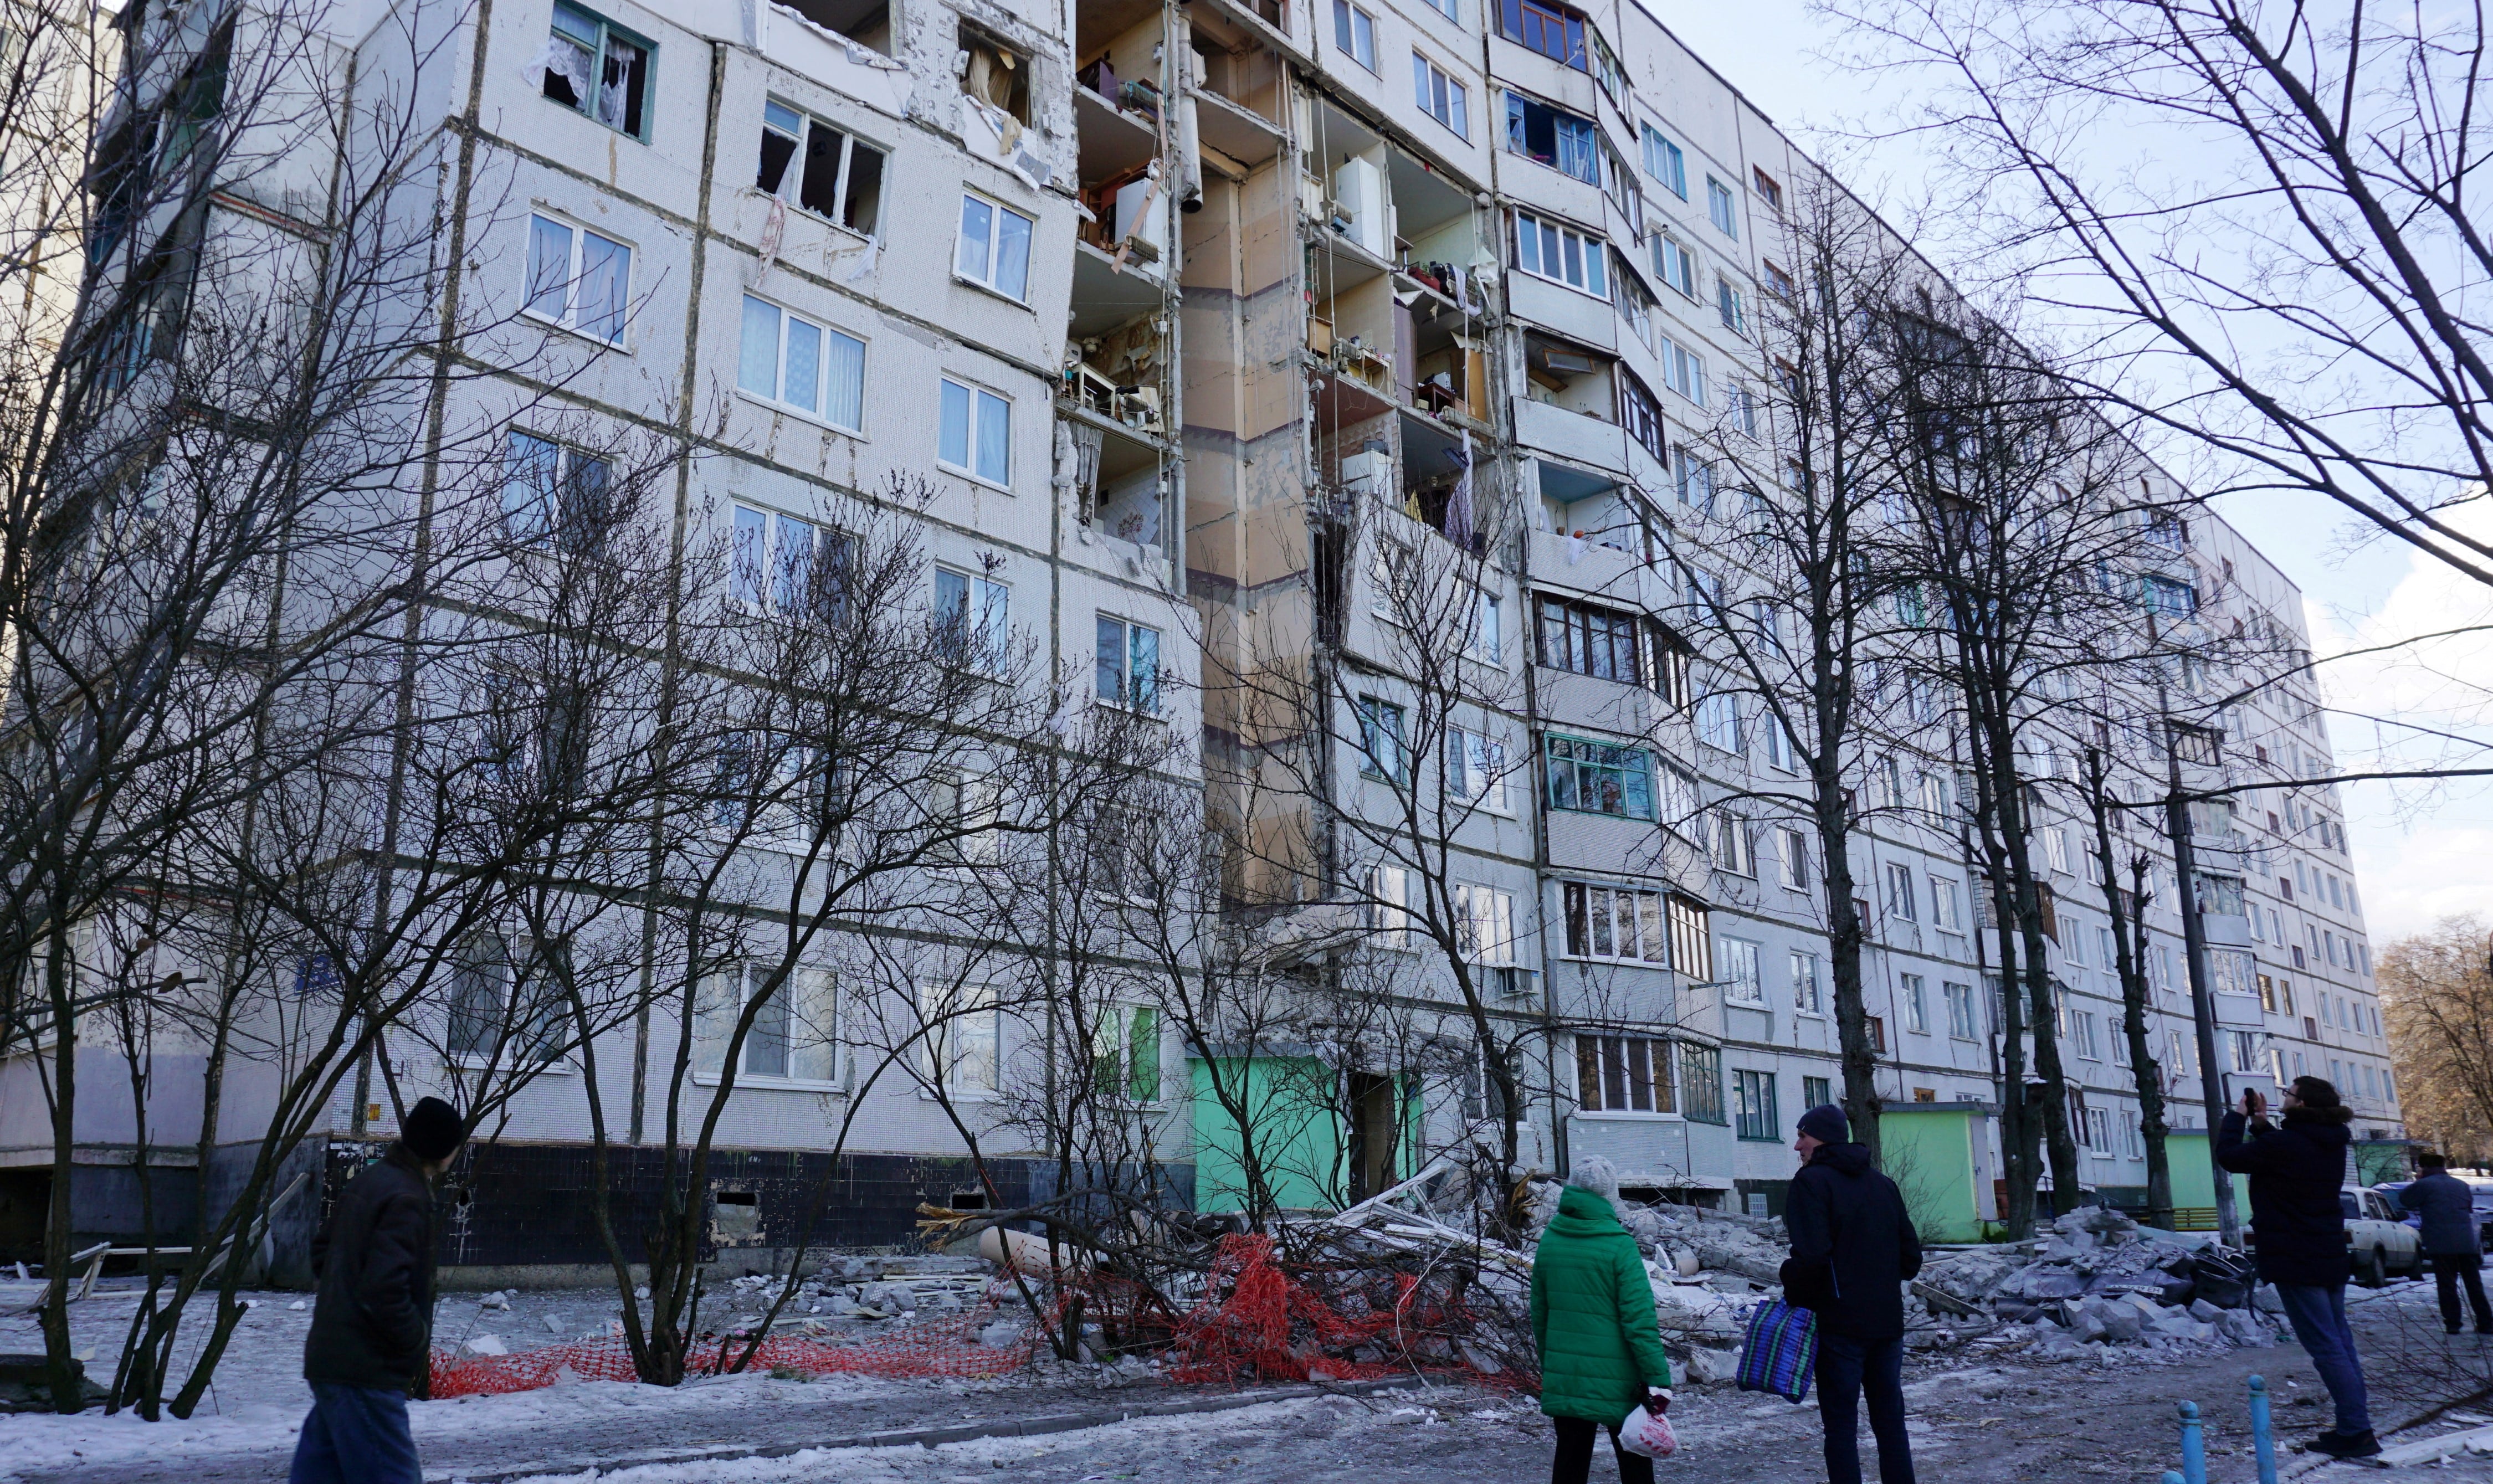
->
xmin=428 ymin=1235 xmax=1526 ymax=1398
xmin=428 ymin=1303 xmax=1030 ymax=1398
xmin=1160 ymin=1233 xmax=1527 ymax=1388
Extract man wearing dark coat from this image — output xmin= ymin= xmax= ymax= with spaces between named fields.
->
xmin=290 ymin=1096 xmax=466 ymax=1484
xmin=2219 ymin=1076 xmax=2375 ymax=1459
xmin=1781 ymin=1103 xmax=1923 ymax=1484
xmin=2401 ymin=1150 xmax=2491 ymax=1334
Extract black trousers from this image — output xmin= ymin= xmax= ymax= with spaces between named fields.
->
xmin=2434 ymin=1251 xmax=2492 ymax=1331
xmin=1817 ymin=1332 xmax=1916 ymax=1484
xmin=1550 ymin=1416 xmax=1654 ymax=1484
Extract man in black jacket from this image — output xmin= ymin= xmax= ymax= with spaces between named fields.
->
xmin=2400 ymin=1152 xmax=2491 ymax=1334
xmin=290 ymin=1097 xmax=465 ymax=1484
xmin=1782 ymin=1103 xmax=1923 ymax=1484
xmin=2218 ymin=1076 xmax=2375 ymax=1460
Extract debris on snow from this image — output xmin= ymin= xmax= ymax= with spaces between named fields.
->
xmin=1911 ymin=1207 xmax=2286 ymax=1357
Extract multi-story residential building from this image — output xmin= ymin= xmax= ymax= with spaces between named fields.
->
xmin=2 ymin=0 xmax=2396 ymax=1274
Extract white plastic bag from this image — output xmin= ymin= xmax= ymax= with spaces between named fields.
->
xmin=1619 ymin=1404 xmax=1678 ymax=1459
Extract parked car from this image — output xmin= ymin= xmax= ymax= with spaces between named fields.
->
xmin=2345 ymin=1187 xmax=2425 ymax=1286
xmin=2375 ymin=1177 xmax=2493 ymax=1252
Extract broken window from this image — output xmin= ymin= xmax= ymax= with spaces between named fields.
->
xmin=933 ymin=564 xmax=1010 ymax=673
xmin=958 ymin=27 xmax=1030 ymax=125
xmin=1505 ymin=94 xmax=1599 ymax=185
xmin=757 ymin=101 xmax=885 ymax=236
xmin=538 ymin=2 xmax=652 ymax=139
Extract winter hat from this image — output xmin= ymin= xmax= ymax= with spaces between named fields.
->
xmin=1797 ymin=1103 xmax=1849 ymax=1145
xmin=1567 ymin=1153 xmax=1621 ymax=1199
xmin=401 ymin=1097 xmax=467 ymax=1163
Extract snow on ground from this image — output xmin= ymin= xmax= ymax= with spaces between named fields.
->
xmin=0 ymin=1283 xmax=1173 ymax=1484
xmin=9 ymin=1275 xmax=2493 ymax=1483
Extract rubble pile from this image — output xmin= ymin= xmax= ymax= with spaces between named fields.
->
xmin=714 ymin=1255 xmax=992 ymax=1333
xmin=1912 ymin=1206 xmax=2286 ymax=1357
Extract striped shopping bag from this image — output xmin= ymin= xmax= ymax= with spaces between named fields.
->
xmin=1735 ymin=1297 xmax=1818 ymax=1403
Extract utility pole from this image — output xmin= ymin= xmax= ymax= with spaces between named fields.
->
xmin=2159 ymin=676 xmax=2241 ymax=1248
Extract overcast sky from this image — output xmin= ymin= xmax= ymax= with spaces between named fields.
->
xmin=1648 ymin=0 xmax=2493 ymax=949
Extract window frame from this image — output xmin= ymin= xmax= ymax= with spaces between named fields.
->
xmin=1500 ymin=0 xmax=1589 ymax=69
xmin=1411 ymin=50 xmax=1472 ymax=138
xmin=1514 ymin=209 xmax=1609 ymax=299
xmin=1653 ymin=233 xmax=1697 ymax=300
xmin=1562 ymin=880 xmax=1670 ymax=965
xmin=933 ymin=564 xmax=1012 ymax=675
xmin=501 ymin=429 xmax=611 ymax=547
xmin=694 ymin=962 xmax=842 ymax=1088
xmin=1333 ymin=0 xmax=1379 ymax=71
xmin=1717 ymin=936 xmax=1764 ymax=1004
xmin=937 ymin=375 xmax=1014 ymax=487
xmin=1543 ymin=731 xmax=1657 ymax=820
xmin=1706 ymin=175 xmax=1738 ymax=238
xmin=445 ymin=940 xmax=568 ymax=1070
xmin=1640 ymin=123 xmax=1687 ymax=198
xmin=1358 ymin=694 xmax=1410 ymax=783
xmin=1733 ymin=1066 xmax=1779 ymax=1141
xmin=953 ymin=189 xmax=1037 ymax=304
xmin=1504 ymin=93 xmax=1601 ymax=185
xmin=920 ymin=981 xmax=1002 ymax=1096
xmin=524 ymin=209 xmax=634 ymax=347
xmin=1943 ymin=980 xmax=1978 ymax=1040
xmin=730 ymin=502 xmax=852 ymax=623
xmin=1090 ymin=1002 xmax=1166 ymax=1105
xmin=1576 ymin=1033 xmax=1680 ymax=1116
xmin=737 ymin=294 xmax=867 ymax=432
xmin=1447 ymin=725 xmax=1513 ymax=815
xmin=1095 ymin=613 xmax=1164 ymax=715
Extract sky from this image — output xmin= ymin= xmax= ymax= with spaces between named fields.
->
xmin=1646 ymin=0 xmax=2493 ymax=949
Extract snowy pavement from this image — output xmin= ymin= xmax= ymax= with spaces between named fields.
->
xmin=9 ymin=1277 xmax=2493 ymax=1482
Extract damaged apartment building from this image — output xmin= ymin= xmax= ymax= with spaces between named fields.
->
xmin=0 ymin=0 xmax=2402 ymax=1282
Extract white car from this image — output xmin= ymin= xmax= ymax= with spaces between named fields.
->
xmin=2345 ymin=1187 xmax=2425 ymax=1286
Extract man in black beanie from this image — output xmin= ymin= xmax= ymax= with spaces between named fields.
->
xmin=1783 ymin=1102 xmax=1922 ymax=1484
xmin=291 ymin=1096 xmax=465 ymax=1484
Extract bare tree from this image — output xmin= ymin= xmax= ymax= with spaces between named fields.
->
xmin=0 ymin=0 xmax=618 ymax=1413
xmin=1666 ymin=171 xmax=1932 ymax=1159
xmin=2080 ymin=742 xmax=2173 ymax=1224
xmin=1875 ymin=292 xmax=2163 ymax=1233
xmin=1836 ymin=0 xmax=2493 ymax=590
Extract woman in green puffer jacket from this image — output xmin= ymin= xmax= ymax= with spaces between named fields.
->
xmin=1530 ymin=1173 xmax=1675 ymax=1484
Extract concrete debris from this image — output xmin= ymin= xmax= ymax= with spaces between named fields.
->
xmin=1912 ymin=1207 xmax=2285 ymax=1354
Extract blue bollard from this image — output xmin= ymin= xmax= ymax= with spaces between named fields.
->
xmin=2179 ymin=1400 xmax=2209 ymax=1484
xmin=2248 ymin=1375 xmax=2279 ymax=1484
xmin=2163 ymin=1475 xmax=2187 ymax=1484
